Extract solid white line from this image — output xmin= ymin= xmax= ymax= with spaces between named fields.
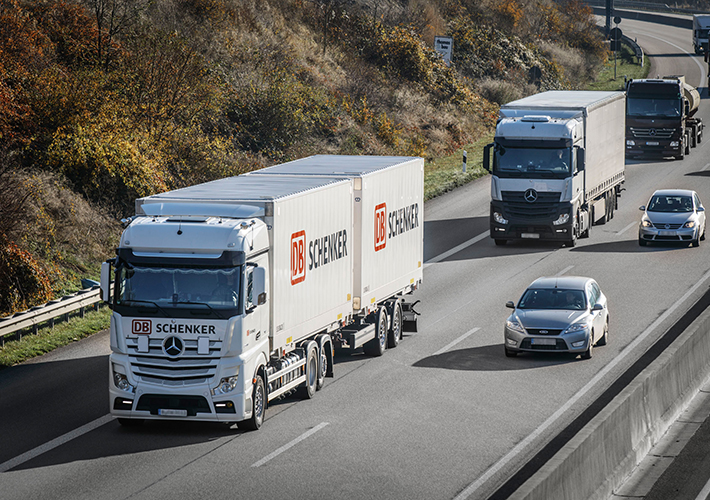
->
xmin=251 ymin=422 xmax=329 ymax=467
xmin=617 ymin=222 xmax=637 ymax=236
xmin=0 ymin=414 xmax=115 ymax=473
xmin=694 ymin=476 xmax=710 ymax=500
xmin=702 ymin=163 xmax=710 ymax=172
xmin=424 ymin=231 xmax=490 ymax=268
xmin=555 ymin=265 xmax=574 ymax=277
xmin=432 ymin=328 xmax=480 ymax=356
xmin=632 ymin=30 xmax=707 ymax=87
xmin=453 ymin=267 xmax=710 ymax=500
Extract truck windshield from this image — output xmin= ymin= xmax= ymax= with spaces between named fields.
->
xmin=116 ymin=265 xmax=242 ymax=313
xmin=494 ymin=146 xmax=572 ymax=178
xmin=627 ymin=97 xmax=681 ymax=117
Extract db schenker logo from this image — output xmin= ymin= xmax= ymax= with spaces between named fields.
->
xmin=132 ymin=319 xmax=151 ymax=335
xmin=375 ymin=203 xmax=387 ymax=251
xmin=291 ymin=230 xmax=306 ymax=285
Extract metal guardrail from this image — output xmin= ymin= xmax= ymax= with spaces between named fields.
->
xmin=0 ymin=286 xmax=103 ymax=345
xmin=586 ymin=0 xmax=709 ymax=15
xmin=622 ymin=33 xmax=644 ymax=67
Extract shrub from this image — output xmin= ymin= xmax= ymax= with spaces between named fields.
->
xmin=0 ymin=242 xmax=52 ymax=315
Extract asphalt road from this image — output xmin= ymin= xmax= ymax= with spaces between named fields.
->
xmin=1 ymin=16 xmax=709 ymax=500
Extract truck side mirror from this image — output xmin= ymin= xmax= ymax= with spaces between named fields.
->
xmin=483 ymin=143 xmax=493 ymax=172
xmin=100 ymin=261 xmax=112 ymax=303
xmin=577 ymin=148 xmax=585 ymax=172
xmin=684 ymin=100 xmax=690 ymax=115
xmin=253 ymin=266 xmax=267 ymax=306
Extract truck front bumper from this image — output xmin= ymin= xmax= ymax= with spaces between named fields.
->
xmin=625 ymin=140 xmax=681 ymax=158
xmin=490 ymin=203 xmax=574 ymax=242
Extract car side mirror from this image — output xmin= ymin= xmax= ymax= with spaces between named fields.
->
xmin=639 ymin=206 xmax=646 ymax=211
xmin=698 ymin=206 xmax=705 ymax=212
xmin=506 ymin=301 xmax=515 ymax=309
xmin=592 ymin=303 xmax=603 ymax=312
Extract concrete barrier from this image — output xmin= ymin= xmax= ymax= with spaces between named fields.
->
xmin=510 ymin=306 xmax=710 ymax=500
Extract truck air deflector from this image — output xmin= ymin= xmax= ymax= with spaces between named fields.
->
xmin=117 ymin=248 xmax=245 ymax=267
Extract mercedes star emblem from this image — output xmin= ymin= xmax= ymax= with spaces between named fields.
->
xmin=649 ymin=129 xmax=656 ymax=137
xmin=163 ymin=336 xmax=184 ymax=357
xmin=524 ymin=189 xmax=538 ymax=203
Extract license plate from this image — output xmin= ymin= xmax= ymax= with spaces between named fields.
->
xmin=158 ymin=409 xmax=187 ymax=417
xmin=521 ymin=233 xmax=540 ymax=239
xmin=531 ymin=338 xmax=556 ymax=346
xmin=659 ymin=231 xmax=676 ymax=236
xmin=646 ymin=141 xmax=659 ymax=146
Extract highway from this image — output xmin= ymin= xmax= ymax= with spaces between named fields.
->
xmin=1 ymin=16 xmax=708 ymax=500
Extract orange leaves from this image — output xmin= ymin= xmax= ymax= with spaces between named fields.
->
xmin=492 ymin=0 xmax=524 ymax=32
xmin=0 ymin=241 xmax=52 ymax=315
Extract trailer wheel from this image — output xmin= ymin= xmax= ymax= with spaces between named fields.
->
xmin=691 ymin=125 xmax=697 ymax=148
xmin=387 ymin=301 xmax=403 ymax=348
xmin=316 ymin=344 xmax=327 ymax=391
xmin=238 ymin=374 xmax=265 ymax=431
xmin=363 ymin=307 xmax=387 ymax=357
xmin=685 ymin=132 xmax=691 ymax=156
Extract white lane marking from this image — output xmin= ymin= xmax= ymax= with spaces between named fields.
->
xmin=617 ymin=222 xmax=637 ymax=236
xmin=702 ymin=163 xmax=710 ymax=172
xmin=251 ymin=422 xmax=329 ymax=467
xmin=631 ymin=29 xmax=707 ymax=87
xmin=0 ymin=414 xmax=115 ymax=473
xmin=555 ymin=265 xmax=574 ymax=277
xmin=694 ymin=476 xmax=710 ymax=500
xmin=432 ymin=328 xmax=480 ymax=356
xmin=453 ymin=268 xmax=710 ymax=500
xmin=424 ymin=231 xmax=490 ymax=268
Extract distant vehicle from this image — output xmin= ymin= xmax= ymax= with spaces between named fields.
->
xmin=638 ymin=189 xmax=706 ymax=247
xmin=625 ymin=77 xmax=703 ymax=160
xmin=693 ymin=14 xmax=710 ymax=54
xmin=483 ymin=91 xmax=626 ymax=248
xmin=503 ymin=276 xmax=609 ymax=360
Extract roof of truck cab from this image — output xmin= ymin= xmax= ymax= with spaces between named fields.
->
xmin=501 ymin=91 xmax=625 ymax=112
xmin=253 ymin=155 xmax=420 ymax=176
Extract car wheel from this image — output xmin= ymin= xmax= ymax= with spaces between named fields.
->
xmin=638 ymin=238 xmax=647 ymax=247
xmin=701 ymin=223 xmax=706 ymax=241
xmin=504 ymin=346 xmax=517 ymax=357
xmin=580 ymin=335 xmax=593 ymax=360
xmin=597 ymin=319 xmax=608 ymax=347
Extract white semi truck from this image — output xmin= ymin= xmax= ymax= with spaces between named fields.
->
xmin=693 ymin=14 xmax=710 ymax=54
xmin=101 ymin=156 xmax=423 ymax=429
xmin=483 ymin=91 xmax=626 ymax=247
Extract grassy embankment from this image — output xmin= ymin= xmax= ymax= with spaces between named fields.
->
xmin=0 ymin=44 xmax=648 ymax=370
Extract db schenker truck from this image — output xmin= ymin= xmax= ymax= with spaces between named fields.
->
xmin=625 ymin=76 xmax=703 ymax=160
xmin=483 ymin=91 xmax=626 ymax=248
xmin=100 ymin=156 xmax=423 ymax=430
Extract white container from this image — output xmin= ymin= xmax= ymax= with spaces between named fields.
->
xmin=251 ymin=155 xmax=424 ymax=312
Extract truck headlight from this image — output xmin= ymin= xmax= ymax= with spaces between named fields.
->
xmin=626 ymin=140 xmax=635 ymax=146
xmin=113 ymin=372 xmax=135 ymax=393
xmin=212 ymin=373 xmax=239 ymax=396
xmin=493 ymin=212 xmax=509 ymax=224
xmin=670 ymin=141 xmax=679 ymax=147
xmin=553 ymin=213 xmax=570 ymax=225
xmin=684 ymin=221 xmax=696 ymax=228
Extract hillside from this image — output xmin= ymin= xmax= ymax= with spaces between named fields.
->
xmin=0 ymin=0 xmax=606 ymax=316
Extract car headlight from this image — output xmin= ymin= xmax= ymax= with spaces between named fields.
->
xmin=562 ymin=322 xmax=590 ymax=335
xmin=553 ymin=213 xmax=570 ymax=225
xmin=506 ymin=319 xmax=525 ymax=333
xmin=684 ymin=221 xmax=696 ymax=228
xmin=493 ymin=212 xmax=509 ymax=225
xmin=641 ymin=219 xmax=653 ymax=227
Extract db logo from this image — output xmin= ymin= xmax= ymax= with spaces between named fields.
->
xmin=291 ymin=230 xmax=306 ymax=285
xmin=375 ymin=203 xmax=387 ymax=251
xmin=132 ymin=319 xmax=152 ymax=335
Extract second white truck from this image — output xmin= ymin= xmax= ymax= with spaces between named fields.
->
xmin=483 ymin=91 xmax=626 ymax=247
xmin=101 ymin=155 xmax=423 ymax=429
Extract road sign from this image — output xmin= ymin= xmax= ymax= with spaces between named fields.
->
xmin=610 ymin=27 xmax=623 ymax=41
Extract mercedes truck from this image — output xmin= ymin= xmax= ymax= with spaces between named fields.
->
xmin=101 ymin=156 xmax=423 ymax=429
xmin=483 ymin=90 xmax=626 ymax=247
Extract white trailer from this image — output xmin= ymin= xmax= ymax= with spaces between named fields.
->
xmin=693 ymin=14 xmax=710 ymax=54
xmin=101 ymin=156 xmax=423 ymax=430
xmin=483 ymin=91 xmax=626 ymax=247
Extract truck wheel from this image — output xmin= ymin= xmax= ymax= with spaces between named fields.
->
xmin=316 ymin=344 xmax=327 ymax=390
xmin=298 ymin=346 xmax=318 ymax=399
xmin=691 ymin=126 xmax=697 ymax=148
xmin=685 ymin=132 xmax=691 ymax=156
xmin=494 ymin=239 xmax=507 ymax=246
xmin=238 ymin=375 xmax=265 ymax=431
xmin=118 ymin=418 xmax=144 ymax=427
xmin=387 ymin=302 xmax=403 ymax=348
xmin=363 ymin=307 xmax=387 ymax=356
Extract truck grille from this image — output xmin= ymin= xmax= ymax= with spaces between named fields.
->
xmin=629 ymin=127 xmax=674 ymax=139
xmin=126 ymin=337 xmax=222 ymax=386
xmin=501 ymin=191 xmax=562 ymax=219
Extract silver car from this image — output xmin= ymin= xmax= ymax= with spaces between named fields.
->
xmin=504 ymin=276 xmax=609 ymax=359
xmin=638 ymin=189 xmax=706 ymax=247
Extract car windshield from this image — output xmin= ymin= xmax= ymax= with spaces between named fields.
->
xmin=494 ymin=146 xmax=572 ymax=178
xmin=647 ymin=195 xmax=693 ymax=213
xmin=116 ymin=265 xmax=242 ymax=309
xmin=627 ymin=97 xmax=681 ymax=117
xmin=518 ymin=288 xmax=586 ymax=311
